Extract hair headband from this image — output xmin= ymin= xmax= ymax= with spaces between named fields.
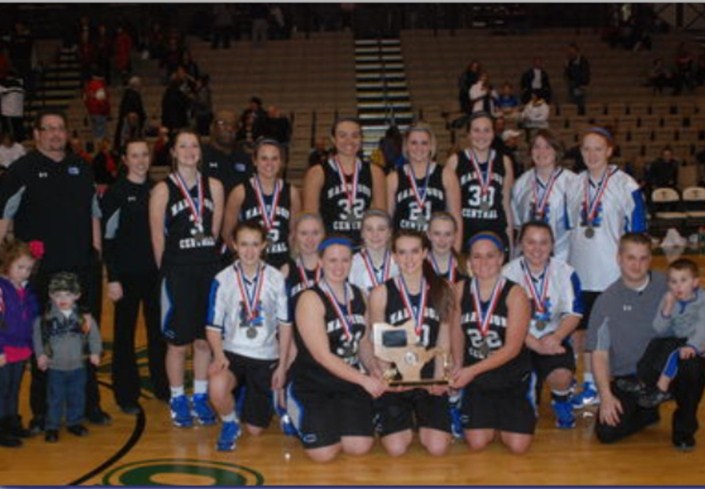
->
xmin=466 ymin=233 xmax=505 ymax=253
xmin=318 ymin=237 xmax=353 ymax=252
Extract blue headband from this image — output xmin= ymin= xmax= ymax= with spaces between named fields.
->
xmin=318 ymin=237 xmax=353 ymax=253
xmin=585 ymin=126 xmax=613 ymax=142
xmin=466 ymin=233 xmax=505 ymax=253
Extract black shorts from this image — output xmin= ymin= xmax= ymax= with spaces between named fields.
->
xmin=460 ymin=373 xmax=537 ymax=434
xmin=531 ymin=341 xmax=576 ymax=381
xmin=226 ymin=351 xmax=277 ymax=428
xmin=286 ymin=380 xmax=374 ymax=450
xmin=160 ymin=261 xmax=220 ymax=345
xmin=577 ymin=291 xmax=601 ymax=331
xmin=374 ymin=388 xmax=451 ymax=436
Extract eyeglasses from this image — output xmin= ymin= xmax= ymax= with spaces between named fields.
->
xmin=38 ymin=126 xmax=67 ymax=133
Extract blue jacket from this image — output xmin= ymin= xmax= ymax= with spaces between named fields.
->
xmin=0 ymin=276 xmax=40 ymax=356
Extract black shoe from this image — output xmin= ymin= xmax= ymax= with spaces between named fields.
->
xmin=86 ymin=410 xmax=112 ymax=425
xmin=637 ymin=388 xmax=673 ymax=408
xmin=119 ymin=404 xmax=141 ymax=415
xmin=45 ymin=429 xmax=59 ymax=443
xmin=674 ymin=436 xmax=696 ymax=452
xmin=0 ymin=432 xmax=22 ymax=448
xmin=615 ymin=377 xmax=645 ymax=394
xmin=67 ymin=424 xmax=88 ymax=437
xmin=29 ymin=416 xmax=45 ymax=435
xmin=6 ymin=415 xmax=31 ymax=438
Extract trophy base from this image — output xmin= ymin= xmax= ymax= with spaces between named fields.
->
xmin=387 ymin=378 xmax=449 ymax=387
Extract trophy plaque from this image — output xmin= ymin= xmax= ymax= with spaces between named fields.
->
xmin=372 ymin=320 xmax=450 ymax=387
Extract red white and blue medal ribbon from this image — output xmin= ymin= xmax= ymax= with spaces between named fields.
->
xmin=396 ymin=275 xmax=428 ymax=337
xmin=234 ymin=262 xmax=265 ymax=324
xmin=532 ymin=168 xmax=561 ymax=220
xmin=252 ymin=175 xmax=282 ymax=232
xmin=171 ymin=171 xmax=204 ymax=230
xmin=583 ymin=167 xmax=613 ymax=225
xmin=362 ymin=249 xmax=391 ymax=287
xmin=320 ymin=278 xmax=353 ymax=340
xmin=470 ymin=277 xmax=505 ymax=337
xmin=333 ymin=157 xmax=360 ymax=216
xmin=520 ymin=258 xmax=550 ymax=315
xmin=429 ymin=253 xmax=456 ymax=282
xmin=297 ymin=257 xmax=321 ymax=288
xmin=405 ymin=162 xmax=432 ymax=212
xmin=466 ymin=149 xmax=495 ymax=203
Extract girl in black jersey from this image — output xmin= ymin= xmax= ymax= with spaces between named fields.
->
xmin=222 ymin=138 xmax=300 ymax=270
xmin=426 ymin=212 xmax=467 ymax=283
xmin=286 ymin=237 xmax=386 ymax=462
xmin=348 ymin=210 xmax=399 ymax=296
xmin=451 ymin=232 xmax=534 ymax=454
xmin=386 ymin=123 xmax=461 ymax=244
xmin=443 ymin=112 xmax=515 ymax=254
xmin=149 ymin=129 xmax=224 ymax=428
xmin=368 ymin=230 xmax=455 ymax=456
xmin=302 ymin=118 xmax=386 ymax=247
xmin=102 ymin=139 xmax=168 ymax=412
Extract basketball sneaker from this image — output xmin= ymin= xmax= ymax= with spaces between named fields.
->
xmin=551 ymin=399 xmax=576 ymax=429
xmin=637 ymin=388 xmax=673 ymax=409
xmin=191 ymin=394 xmax=217 ymax=426
xmin=216 ymin=420 xmax=241 ymax=451
xmin=170 ymin=395 xmax=193 ymax=428
xmin=571 ymin=381 xmax=600 ymax=409
xmin=448 ymin=393 xmax=463 ymax=439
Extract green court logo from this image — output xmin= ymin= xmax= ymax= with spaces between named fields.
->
xmin=102 ymin=459 xmax=264 ymax=486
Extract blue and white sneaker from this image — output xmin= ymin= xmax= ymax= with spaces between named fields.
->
xmin=571 ymin=382 xmax=600 ymax=409
xmin=551 ymin=399 xmax=576 ymax=429
xmin=216 ymin=420 xmax=241 ymax=451
xmin=191 ymin=393 xmax=217 ymax=426
xmin=170 ymin=395 xmax=193 ymax=428
xmin=448 ymin=393 xmax=463 ymax=439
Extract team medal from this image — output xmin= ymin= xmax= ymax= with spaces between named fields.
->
xmin=361 ymin=249 xmax=392 ymax=288
xmin=532 ymin=168 xmax=561 ymax=221
xmin=252 ymin=175 xmax=282 ymax=238
xmin=429 ymin=253 xmax=457 ymax=282
xmin=520 ymin=258 xmax=551 ymax=333
xmin=171 ymin=171 xmax=205 ymax=242
xmin=397 ymin=275 xmax=428 ymax=345
xmin=320 ymin=278 xmax=355 ymax=358
xmin=467 ymin=148 xmax=495 ymax=213
xmin=470 ymin=277 xmax=504 ymax=359
xmin=332 ymin=158 xmax=360 ymax=228
xmin=405 ymin=162 xmax=433 ymax=230
xmin=583 ymin=167 xmax=613 ymax=240
xmin=235 ymin=262 xmax=265 ymax=340
xmin=297 ymin=258 xmax=321 ymax=289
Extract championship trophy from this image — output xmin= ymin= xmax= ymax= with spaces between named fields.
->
xmin=372 ymin=320 xmax=451 ymax=387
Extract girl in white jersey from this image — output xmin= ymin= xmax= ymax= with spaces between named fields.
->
xmin=349 ymin=209 xmax=399 ymax=295
xmin=567 ymin=127 xmax=647 ymax=409
xmin=511 ymin=130 xmax=577 ymax=261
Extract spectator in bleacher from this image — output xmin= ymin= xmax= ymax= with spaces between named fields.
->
xmin=674 ymin=42 xmax=695 ymax=95
xmin=83 ymin=69 xmax=111 ymax=142
xmin=239 ymin=96 xmax=268 ymax=139
xmin=113 ymin=24 xmax=134 ymax=86
xmin=647 ymin=57 xmax=676 ymax=95
xmin=564 ymin=43 xmax=590 ymax=116
xmin=520 ymin=56 xmax=552 ymax=104
xmin=0 ymin=132 xmax=25 ymax=169
xmin=146 ymin=21 xmax=167 ymax=61
xmin=520 ymin=93 xmax=550 ymax=142
xmin=496 ymin=82 xmax=521 ymax=120
xmin=68 ymin=133 xmax=93 ymax=164
xmin=458 ymin=60 xmax=481 ymax=114
xmin=95 ymin=23 xmax=113 ymax=86
xmin=0 ymin=71 xmax=26 ymax=142
xmin=211 ymin=4 xmax=234 ymax=49
xmin=644 ymin=146 xmax=680 ymax=194
xmin=251 ymin=3 xmax=270 ymax=48
xmin=201 ymin=109 xmax=253 ymax=197
xmin=152 ymin=126 xmax=171 ymax=167
xmin=191 ymin=75 xmax=213 ymax=137
xmin=262 ymin=105 xmax=291 ymax=146
xmin=160 ymin=36 xmax=184 ymax=82
xmin=91 ymin=137 xmax=119 ymax=195
xmin=180 ymin=49 xmax=200 ymax=81
xmin=235 ymin=110 xmax=257 ymax=153
xmin=469 ymin=72 xmax=498 ymax=115
xmin=160 ymin=67 xmax=192 ymax=133
xmin=308 ymin=137 xmax=330 ymax=168
xmin=77 ymin=26 xmax=96 ymax=83
xmin=7 ymin=21 xmax=35 ymax=93
xmin=114 ymin=76 xmax=146 ymax=151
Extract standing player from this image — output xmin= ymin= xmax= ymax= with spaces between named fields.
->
xmin=511 ymin=130 xmax=577 ymax=261
xmin=348 ymin=210 xmax=399 ymax=296
xmin=368 ymin=230 xmax=455 ymax=456
xmin=567 ymin=127 xmax=646 ymax=409
xmin=222 ymin=138 xmax=300 ymax=269
xmin=387 ymin=122 xmax=461 ymax=248
xmin=149 ymin=129 xmax=224 ymax=427
xmin=302 ymin=117 xmax=386 ymax=247
xmin=502 ymin=221 xmax=583 ymax=428
xmin=444 ymin=112 xmax=514 ymax=253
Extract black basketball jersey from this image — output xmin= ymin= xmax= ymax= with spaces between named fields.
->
xmin=384 ymin=278 xmax=442 ymax=379
xmin=426 ymin=254 xmax=467 ymax=284
xmin=239 ymin=178 xmax=291 ymax=268
xmin=459 ymin=277 xmax=531 ymax=389
xmin=319 ymin=158 xmax=373 ymax=246
xmin=162 ymin=174 xmax=218 ymax=266
xmin=291 ymin=283 xmax=367 ymax=392
xmin=392 ymin=163 xmax=446 ymax=232
xmin=455 ymin=149 xmax=508 ymax=244
xmin=285 ymin=257 xmax=320 ymax=319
